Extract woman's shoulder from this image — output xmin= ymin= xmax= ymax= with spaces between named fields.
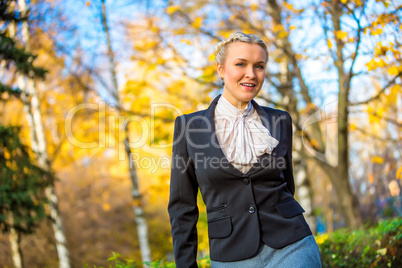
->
xmin=176 ymin=107 xmax=209 ymax=119
xmin=174 ymin=109 xmax=208 ymax=125
xmin=259 ymin=105 xmax=292 ymax=120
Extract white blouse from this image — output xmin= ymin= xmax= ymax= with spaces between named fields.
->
xmin=214 ymin=95 xmax=279 ymax=174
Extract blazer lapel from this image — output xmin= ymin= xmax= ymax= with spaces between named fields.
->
xmin=201 ymin=95 xmax=243 ymax=177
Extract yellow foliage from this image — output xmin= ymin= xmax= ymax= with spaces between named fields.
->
xmin=3 ymin=148 xmax=10 ymax=160
xmin=310 ymin=139 xmax=319 ymax=148
xmin=198 ymin=257 xmax=210 ymax=268
xmin=273 ymin=23 xmax=285 ymax=33
xmin=166 ymin=5 xmax=180 ymax=15
xmin=369 ymin=172 xmax=374 ymax=183
xmin=372 ymin=28 xmax=383 ymax=36
xmin=349 ymin=123 xmax=357 ymax=131
xmin=203 ymin=65 xmax=216 ymax=77
xmin=396 ymin=166 xmax=402 ymax=180
xmin=315 ymin=233 xmax=328 ymax=245
xmin=377 ymin=107 xmax=385 ymax=117
xmin=174 ymin=28 xmax=185 ymax=34
xmin=340 ymin=0 xmax=348 ymax=3
xmin=327 ymin=39 xmax=333 ymax=49
xmin=289 ymin=25 xmax=297 ymax=31
xmin=355 ymin=0 xmax=363 ymax=6
xmin=371 ymin=156 xmax=384 ymax=164
xmin=335 ymin=30 xmax=348 ymax=40
xmin=283 ymin=1 xmax=303 ymax=13
xmin=102 ymin=203 xmax=111 ymax=211
xmin=217 ymin=30 xmax=232 ymax=38
xmin=387 ymin=66 xmax=399 ymax=76
xmin=134 ymin=38 xmax=157 ymax=51
xmin=366 ymin=58 xmax=386 ymax=71
xmin=180 ymin=39 xmax=191 ymax=45
xmin=251 ymin=3 xmax=258 ymax=11
xmin=283 ymin=2 xmax=295 ymax=11
xmin=192 ymin=17 xmax=203 ymax=29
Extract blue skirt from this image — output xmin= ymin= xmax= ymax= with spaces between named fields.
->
xmin=210 ymin=235 xmax=322 ymax=268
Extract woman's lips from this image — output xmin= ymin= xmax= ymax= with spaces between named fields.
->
xmin=240 ymin=83 xmax=256 ymax=90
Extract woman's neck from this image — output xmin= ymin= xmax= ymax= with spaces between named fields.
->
xmin=221 ymin=93 xmax=250 ymax=109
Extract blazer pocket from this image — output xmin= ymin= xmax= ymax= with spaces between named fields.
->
xmin=208 ymin=216 xmax=232 ymax=239
xmin=207 ymin=203 xmax=227 ymax=213
xmin=275 ymin=198 xmax=305 ymax=218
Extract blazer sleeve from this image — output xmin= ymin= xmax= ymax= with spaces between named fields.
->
xmin=283 ymin=111 xmax=295 ymax=196
xmin=168 ymin=115 xmax=199 ymax=268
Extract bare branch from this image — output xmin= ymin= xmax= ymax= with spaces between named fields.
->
xmin=349 ymin=73 xmax=402 ymax=106
xmin=350 ymin=109 xmax=402 ymax=127
xmin=345 ymin=2 xmax=366 ymax=90
xmin=355 ymin=126 xmax=401 ymax=143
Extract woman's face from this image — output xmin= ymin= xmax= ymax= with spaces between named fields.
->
xmin=217 ymin=42 xmax=267 ymax=109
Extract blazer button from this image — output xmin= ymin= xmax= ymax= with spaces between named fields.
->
xmin=243 ymin=178 xmax=250 ymax=185
xmin=248 ymin=205 xmax=255 ymax=214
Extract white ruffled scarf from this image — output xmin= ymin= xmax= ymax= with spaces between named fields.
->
xmin=214 ymin=96 xmax=279 ymax=172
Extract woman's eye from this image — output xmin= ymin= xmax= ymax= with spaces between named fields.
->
xmin=235 ymin=63 xmax=244 ymax=66
xmin=256 ymin=65 xmax=264 ymax=69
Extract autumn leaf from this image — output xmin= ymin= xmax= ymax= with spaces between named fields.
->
xmin=372 ymin=28 xmax=383 ymax=35
xmin=387 ymin=66 xmax=399 ymax=76
xmin=310 ymin=139 xmax=319 ymax=148
xmin=192 ymin=17 xmax=203 ymax=29
xmin=396 ymin=166 xmax=402 ymax=180
xmin=180 ymin=39 xmax=191 ymax=45
xmin=166 ymin=5 xmax=180 ymax=15
xmin=369 ymin=172 xmax=374 ymax=183
xmin=371 ymin=156 xmax=384 ymax=164
xmin=278 ymin=30 xmax=289 ymax=39
xmin=327 ymin=38 xmax=333 ymax=49
xmin=102 ymin=203 xmax=111 ymax=211
xmin=335 ymin=30 xmax=348 ymax=40
xmin=251 ymin=3 xmax=258 ymax=11
xmin=376 ymin=107 xmax=384 ymax=117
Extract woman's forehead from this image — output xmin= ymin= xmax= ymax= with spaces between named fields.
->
xmin=225 ymin=42 xmax=267 ymax=61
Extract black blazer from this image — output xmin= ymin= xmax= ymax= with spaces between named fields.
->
xmin=168 ymin=95 xmax=312 ymax=268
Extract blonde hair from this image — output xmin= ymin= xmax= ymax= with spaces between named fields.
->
xmin=213 ymin=32 xmax=269 ymax=65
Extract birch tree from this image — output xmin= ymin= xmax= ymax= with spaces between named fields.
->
xmin=98 ymin=0 xmax=152 ymax=263
xmin=13 ymin=0 xmax=72 ymax=267
xmin=0 ymin=2 xmax=50 ymax=267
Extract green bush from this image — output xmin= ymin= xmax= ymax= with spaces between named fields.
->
xmin=96 ymin=218 xmax=401 ymax=268
xmin=318 ymin=218 xmax=402 ymax=267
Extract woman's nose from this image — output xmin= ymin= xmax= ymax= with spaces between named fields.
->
xmin=245 ymin=67 xmax=256 ymax=78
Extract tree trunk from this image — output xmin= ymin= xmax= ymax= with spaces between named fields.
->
xmin=330 ymin=0 xmax=362 ymax=227
xmin=9 ymin=214 xmax=24 ymax=268
xmin=17 ymin=1 xmax=72 ymax=267
xmin=126 ymin=135 xmax=152 ymax=263
xmin=267 ymin=0 xmax=362 ymax=227
xmin=275 ymin=35 xmax=317 ymax=233
xmin=293 ymin=138 xmax=317 ymax=233
xmin=100 ymin=0 xmax=152 ymax=263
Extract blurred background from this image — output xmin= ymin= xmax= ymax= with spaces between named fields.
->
xmin=0 ymin=0 xmax=401 ymax=267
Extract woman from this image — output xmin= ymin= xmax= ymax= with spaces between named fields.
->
xmin=168 ymin=32 xmax=321 ymax=268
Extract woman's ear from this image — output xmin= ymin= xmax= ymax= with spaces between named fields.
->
xmin=216 ymin=62 xmax=224 ymax=77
